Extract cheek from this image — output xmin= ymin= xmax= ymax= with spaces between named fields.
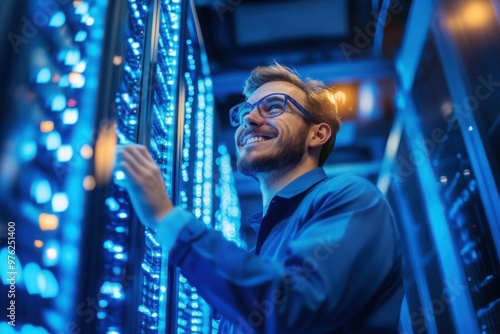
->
xmin=234 ymin=128 xmax=243 ymax=144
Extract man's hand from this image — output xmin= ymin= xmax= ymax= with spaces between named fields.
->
xmin=114 ymin=144 xmax=173 ymax=229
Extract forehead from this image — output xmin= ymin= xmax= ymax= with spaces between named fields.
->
xmin=248 ymin=81 xmax=306 ymax=104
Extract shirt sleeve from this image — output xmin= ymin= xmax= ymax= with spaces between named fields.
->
xmin=163 ymin=177 xmax=402 ymax=333
xmin=154 ymin=207 xmax=191 ymax=252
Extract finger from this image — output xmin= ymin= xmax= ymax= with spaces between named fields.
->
xmin=123 ymin=145 xmax=159 ymax=174
xmin=114 ymin=160 xmax=142 ymax=190
xmin=127 ymin=144 xmax=157 ymax=168
xmin=120 ymin=147 xmax=151 ymax=179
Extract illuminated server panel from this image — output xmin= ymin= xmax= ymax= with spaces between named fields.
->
xmin=1 ymin=0 xmax=244 ymax=334
xmin=94 ymin=0 xmax=244 ymax=333
xmin=92 ymin=0 xmax=215 ymax=332
xmin=384 ymin=2 xmax=500 ymax=333
xmin=0 ymin=0 xmax=108 ymax=333
xmin=94 ymin=0 xmax=152 ymax=332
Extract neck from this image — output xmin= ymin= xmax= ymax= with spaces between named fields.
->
xmin=257 ymin=157 xmax=318 ymax=209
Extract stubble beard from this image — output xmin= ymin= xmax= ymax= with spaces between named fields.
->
xmin=236 ymin=125 xmax=308 ymax=177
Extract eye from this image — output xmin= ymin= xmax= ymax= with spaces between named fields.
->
xmin=261 ymin=98 xmax=285 ymax=116
xmin=267 ymin=103 xmax=283 ymax=114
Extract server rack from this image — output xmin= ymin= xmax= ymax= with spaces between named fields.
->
xmin=0 ymin=0 xmax=110 ymax=333
xmin=379 ymin=0 xmax=500 ymax=333
xmin=0 ymin=0 xmax=243 ymax=333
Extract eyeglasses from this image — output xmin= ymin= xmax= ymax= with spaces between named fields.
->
xmin=229 ymin=93 xmax=315 ymax=127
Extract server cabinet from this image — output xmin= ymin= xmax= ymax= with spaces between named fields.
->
xmin=0 ymin=0 xmax=243 ymax=333
xmin=0 ymin=0 xmax=110 ymax=332
xmin=381 ymin=0 xmax=500 ymax=333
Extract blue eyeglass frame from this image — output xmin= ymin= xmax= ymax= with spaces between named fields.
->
xmin=229 ymin=93 xmax=315 ymax=127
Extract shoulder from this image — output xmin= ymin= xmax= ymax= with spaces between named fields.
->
xmin=310 ymin=174 xmax=388 ymax=210
xmin=317 ymin=174 xmax=381 ymax=197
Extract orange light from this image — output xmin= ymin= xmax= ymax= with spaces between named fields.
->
xmin=334 ymin=91 xmax=347 ymax=107
xmin=94 ymin=122 xmax=117 ymax=184
xmin=34 ymin=240 xmax=44 ymax=248
xmin=39 ymin=213 xmax=59 ymax=231
xmin=80 ymin=144 xmax=94 ymax=159
xmin=83 ymin=175 xmax=96 ymax=191
xmin=69 ymin=72 xmax=84 ymax=86
xmin=113 ymin=56 xmax=123 ymax=66
xmin=461 ymin=2 xmax=492 ymax=29
xmin=40 ymin=121 xmax=54 ymax=133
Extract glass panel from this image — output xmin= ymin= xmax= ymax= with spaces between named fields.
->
xmin=412 ymin=32 xmax=500 ymax=333
xmin=387 ymin=133 xmax=455 ymax=334
xmin=440 ymin=0 xmax=500 ymax=191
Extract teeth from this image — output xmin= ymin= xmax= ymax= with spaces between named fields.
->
xmin=245 ymin=136 xmax=268 ymax=145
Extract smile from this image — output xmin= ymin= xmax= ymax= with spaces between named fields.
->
xmin=245 ymin=136 xmax=269 ymax=145
xmin=241 ymin=135 xmax=275 ymax=146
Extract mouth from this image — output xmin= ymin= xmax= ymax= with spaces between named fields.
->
xmin=240 ymin=134 xmax=275 ymax=147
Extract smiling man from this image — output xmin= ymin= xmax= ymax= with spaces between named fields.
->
xmin=115 ymin=63 xmax=403 ymax=333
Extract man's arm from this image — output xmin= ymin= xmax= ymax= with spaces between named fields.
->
xmin=164 ymin=177 xmax=402 ymax=333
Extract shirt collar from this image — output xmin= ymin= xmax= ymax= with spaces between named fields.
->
xmin=247 ymin=167 xmax=328 ymax=226
xmin=275 ymin=167 xmax=328 ymax=199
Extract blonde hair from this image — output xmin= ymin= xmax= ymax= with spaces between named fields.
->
xmin=243 ymin=62 xmax=341 ymax=166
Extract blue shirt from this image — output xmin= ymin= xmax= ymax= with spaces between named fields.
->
xmin=166 ymin=168 xmax=403 ymax=333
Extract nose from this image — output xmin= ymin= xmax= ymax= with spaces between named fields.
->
xmin=241 ymin=106 xmax=264 ymax=127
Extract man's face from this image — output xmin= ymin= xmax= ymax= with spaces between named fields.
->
xmin=234 ymin=81 xmax=310 ymax=177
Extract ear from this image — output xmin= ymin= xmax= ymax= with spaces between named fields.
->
xmin=308 ymin=123 xmax=332 ymax=148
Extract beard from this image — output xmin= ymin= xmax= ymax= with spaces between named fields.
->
xmin=236 ymin=124 xmax=309 ymax=177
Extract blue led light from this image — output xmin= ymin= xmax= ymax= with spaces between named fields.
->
xmin=105 ymin=197 xmax=120 ymax=211
xmin=19 ymin=324 xmax=50 ymax=334
xmin=85 ymin=17 xmax=95 ymax=26
xmin=37 ymin=68 xmax=51 ymax=83
xmin=113 ymin=245 xmax=124 ymax=252
xmin=75 ymin=1 xmax=89 ymax=14
xmin=75 ymin=30 xmax=87 ymax=42
xmin=21 ymin=140 xmax=37 ymax=161
xmin=64 ymin=49 xmax=81 ymax=66
xmin=103 ymin=240 xmax=114 ymax=250
xmin=73 ymin=61 xmax=87 ymax=73
xmin=114 ymin=170 xmax=125 ymax=181
xmin=51 ymin=94 xmax=66 ymax=112
xmin=117 ymin=212 xmax=128 ymax=219
xmin=43 ymin=241 xmax=60 ymax=267
xmin=46 ymin=132 xmax=61 ymax=150
xmin=59 ymin=75 xmax=69 ymax=87
xmin=62 ymin=108 xmax=79 ymax=124
xmin=49 ymin=12 xmax=66 ymax=27
xmin=24 ymin=262 xmax=42 ymax=294
xmin=0 ymin=322 xmax=15 ymax=334
xmin=115 ymin=226 xmax=126 ymax=233
xmin=38 ymin=269 xmax=59 ymax=298
xmin=100 ymin=281 xmax=124 ymax=300
xmin=57 ymin=145 xmax=73 ymax=162
xmin=32 ymin=179 xmax=52 ymax=204
xmin=51 ymin=192 xmax=69 ymax=212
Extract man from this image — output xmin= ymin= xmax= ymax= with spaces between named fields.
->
xmin=115 ymin=63 xmax=403 ymax=333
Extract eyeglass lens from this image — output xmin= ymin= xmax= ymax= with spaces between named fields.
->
xmin=235 ymin=94 xmax=286 ymax=125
